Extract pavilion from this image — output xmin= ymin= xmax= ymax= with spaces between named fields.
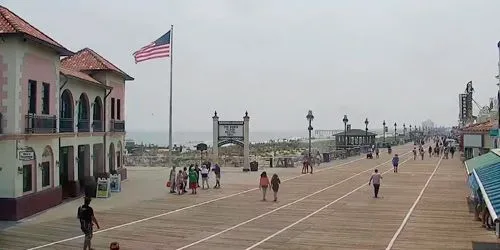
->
xmin=334 ymin=127 xmax=377 ymax=150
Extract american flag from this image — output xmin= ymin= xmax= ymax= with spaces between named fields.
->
xmin=133 ymin=30 xmax=171 ymax=63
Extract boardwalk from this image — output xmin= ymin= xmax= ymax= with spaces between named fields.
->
xmin=0 ymin=144 xmax=499 ymax=250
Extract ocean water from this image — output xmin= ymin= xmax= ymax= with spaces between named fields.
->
xmin=126 ymin=131 xmax=309 ymax=147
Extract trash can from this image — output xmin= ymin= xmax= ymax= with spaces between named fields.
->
xmin=323 ymin=153 xmax=331 ymax=162
xmin=250 ymin=161 xmax=258 ymax=171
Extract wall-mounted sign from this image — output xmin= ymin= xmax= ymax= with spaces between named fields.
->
xmin=459 ymin=93 xmax=467 ymax=120
xmin=218 ymin=121 xmax=244 ymax=140
xmin=19 ymin=150 xmax=35 ymax=161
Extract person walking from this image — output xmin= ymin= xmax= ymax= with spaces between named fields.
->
xmin=259 ymin=171 xmax=270 ymax=201
xmin=392 ymin=154 xmax=400 ymax=173
xmin=450 ymin=146 xmax=456 ymax=158
xmin=412 ymin=147 xmax=417 ymax=160
xmin=77 ymin=197 xmax=100 ymax=250
xmin=168 ymin=166 xmax=177 ymax=194
xmin=213 ymin=164 xmax=221 ymax=189
xmin=368 ymin=169 xmax=383 ymax=198
xmin=271 ymin=173 xmax=281 ymax=202
xmin=375 ymin=147 xmax=380 ymax=158
xmin=428 ymin=146 xmax=432 ymax=158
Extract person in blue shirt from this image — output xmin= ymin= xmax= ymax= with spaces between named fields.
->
xmin=392 ymin=154 xmax=400 ymax=173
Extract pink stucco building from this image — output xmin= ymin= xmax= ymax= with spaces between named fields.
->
xmin=0 ymin=6 xmax=133 ymax=220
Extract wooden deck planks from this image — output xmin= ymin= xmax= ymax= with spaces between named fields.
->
xmin=3 ymin=145 xmax=498 ymax=250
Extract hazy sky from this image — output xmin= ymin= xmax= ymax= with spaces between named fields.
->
xmin=4 ymin=0 xmax=500 ymax=132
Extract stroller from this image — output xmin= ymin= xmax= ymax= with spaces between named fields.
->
xmin=366 ymin=148 xmax=373 ymax=159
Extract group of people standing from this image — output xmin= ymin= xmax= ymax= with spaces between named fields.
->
xmin=168 ymin=163 xmax=221 ymax=195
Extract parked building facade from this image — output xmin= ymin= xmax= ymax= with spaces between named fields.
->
xmin=0 ymin=6 xmax=133 ymax=220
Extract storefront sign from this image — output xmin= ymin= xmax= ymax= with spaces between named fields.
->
xmin=19 ymin=150 xmax=35 ymax=161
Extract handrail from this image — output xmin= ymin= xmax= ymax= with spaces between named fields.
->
xmin=473 ymin=168 xmax=498 ymax=222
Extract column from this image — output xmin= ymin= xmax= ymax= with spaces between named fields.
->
xmin=243 ymin=111 xmax=250 ymax=171
xmin=212 ymin=111 xmax=219 ymax=162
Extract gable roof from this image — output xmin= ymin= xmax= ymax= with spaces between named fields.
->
xmin=333 ymin=129 xmax=377 ymax=137
xmin=60 ymin=67 xmax=111 ymax=90
xmin=0 ymin=5 xmax=72 ymax=56
xmin=61 ymin=48 xmax=134 ymax=81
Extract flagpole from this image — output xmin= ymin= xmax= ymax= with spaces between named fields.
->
xmin=169 ymin=24 xmax=174 ymax=168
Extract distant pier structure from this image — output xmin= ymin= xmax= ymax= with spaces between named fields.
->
xmin=315 ymin=130 xmax=343 ymax=138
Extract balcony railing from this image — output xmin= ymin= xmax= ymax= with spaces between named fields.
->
xmin=93 ymin=120 xmax=103 ymax=132
xmin=59 ymin=118 xmax=74 ymax=133
xmin=111 ymin=120 xmax=125 ymax=132
xmin=25 ymin=114 xmax=57 ymax=134
xmin=77 ymin=119 xmax=90 ymax=132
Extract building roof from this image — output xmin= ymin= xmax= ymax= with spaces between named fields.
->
xmin=461 ymin=120 xmax=493 ymax=133
xmin=60 ymin=67 xmax=111 ymax=90
xmin=333 ymin=129 xmax=377 ymax=137
xmin=464 ymin=149 xmax=500 ymax=175
xmin=0 ymin=5 xmax=72 ymax=56
xmin=473 ymin=163 xmax=500 ymax=222
xmin=61 ymin=48 xmax=134 ymax=81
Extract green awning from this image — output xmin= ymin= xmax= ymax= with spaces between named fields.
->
xmin=465 ymin=150 xmax=500 ymax=175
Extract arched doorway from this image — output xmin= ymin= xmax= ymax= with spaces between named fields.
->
xmin=41 ymin=146 xmax=54 ymax=188
xmin=78 ymin=93 xmax=90 ymax=132
xmin=116 ymin=141 xmax=122 ymax=169
xmin=92 ymin=97 xmax=103 ymax=132
xmin=109 ymin=143 xmax=116 ymax=173
xmin=60 ymin=90 xmax=74 ymax=132
xmin=218 ymin=140 xmax=245 ymax=168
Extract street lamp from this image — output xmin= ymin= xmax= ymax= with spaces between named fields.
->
xmin=383 ymin=120 xmax=386 ymax=143
xmin=343 ymin=115 xmax=349 ymax=149
xmin=394 ymin=122 xmax=397 ymax=143
xmin=409 ymin=125 xmax=412 ymax=140
xmin=403 ymin=123 xmax=406 ymax=137
xmin=306 ymin=110 xmax=314 ymax=160
xmin=364 ymin=118 xmax=369 ymax=145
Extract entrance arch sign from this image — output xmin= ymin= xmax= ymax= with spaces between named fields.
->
xmin=212 ymin=111 xmax=250 ymax=171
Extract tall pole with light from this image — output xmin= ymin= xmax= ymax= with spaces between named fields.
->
xmin=343 ymin=115 xmax=349 ymax=149
xmin=365 ymin=118 xmax=369 ymax=145
xmin=394 ymin=122 xmax=397 ymax=143
xmin=403 ymin=123 xmax=406 ymax=138
xmin=409 ymin=124 xmax=412 ymax=140
xmin=383 ymin=120 xmax=386 ymax=143
xmin=306 ymin=110 xmax=314 ymax=160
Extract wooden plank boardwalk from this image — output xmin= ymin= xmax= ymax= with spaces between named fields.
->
xmin=1 ymin=144 xmax=499 ymax=250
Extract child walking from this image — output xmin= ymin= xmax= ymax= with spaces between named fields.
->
xmin=271 ymin=174 xmax=281 ymax=202
xmin=201 ymin=165 xmax=209 ymax=189
xmin=259 ymin=171 xmax=270 ymax=201
xmin=392 ymin=154 xmax=399 ymax=173
xmin=176 ymin=170 xmax=184 ymax=195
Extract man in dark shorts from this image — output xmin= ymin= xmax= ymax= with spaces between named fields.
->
xmin=78 ymin=197 xmax=100 ymax=250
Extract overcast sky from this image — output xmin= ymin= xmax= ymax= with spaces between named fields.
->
xmin=4 ymin=0 xmax=500 ymax=132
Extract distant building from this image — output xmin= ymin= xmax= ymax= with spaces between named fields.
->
xmin=0 ymin=6 xmax=133 ymax=220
